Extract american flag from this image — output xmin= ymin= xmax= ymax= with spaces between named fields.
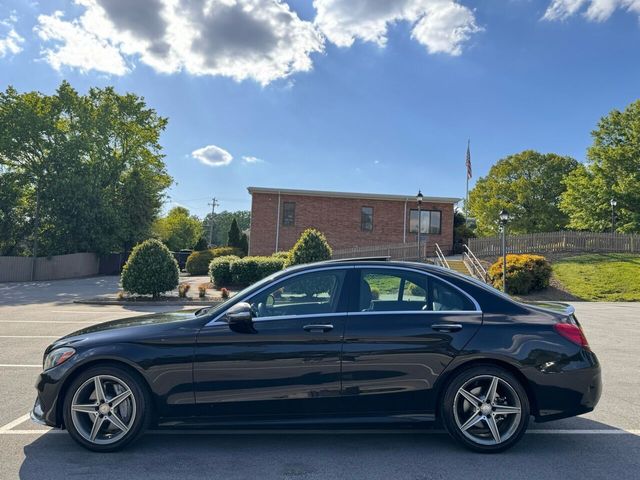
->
xmin=466 ymin=140 xmax=472 ymax=180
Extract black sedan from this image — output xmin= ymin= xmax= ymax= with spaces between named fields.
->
xmin=32 ymin=259 xmax=601 ymax=453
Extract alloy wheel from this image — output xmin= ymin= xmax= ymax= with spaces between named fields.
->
xmin=453 ymin=374 xmax=522 ymax=446
xmin=70 ymin=374 xmax=137 ymax=445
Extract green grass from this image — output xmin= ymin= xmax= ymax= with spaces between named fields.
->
xmin=553 ymin=253 xmax=640 ymax=301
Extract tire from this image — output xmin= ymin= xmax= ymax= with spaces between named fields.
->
xmin=441 ymin=365 xmax=530 ymax=453
xmin=62 ymin=365 xmax=150 ymax=452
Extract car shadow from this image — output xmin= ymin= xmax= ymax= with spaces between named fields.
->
xmin=19 ymin=417 xmax=640 ymax=480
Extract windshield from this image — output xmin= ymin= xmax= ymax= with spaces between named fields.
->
xmin=197 ymin=269 xmax=289 ymax=318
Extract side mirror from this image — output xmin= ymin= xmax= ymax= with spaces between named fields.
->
xmin=225 ymin=302 xmax=256 ymax=334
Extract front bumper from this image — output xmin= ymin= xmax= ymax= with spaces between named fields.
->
xmin=31 ymin=360 xmax=77 ymax=428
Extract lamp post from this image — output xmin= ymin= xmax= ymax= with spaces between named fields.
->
xmin=499 ymin=209 xmax=510 ymax=293
xmin=610 ymin=198 xmax=617 ymax=234
xmin=417 ymin=190 xmax=423 ymax=260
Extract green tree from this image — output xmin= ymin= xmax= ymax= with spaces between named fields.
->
xmin=285 ymin=229 xmax=332 ymax=267
xmin=227 ymin=218 xmax=241 ymax=247
xmin=0 ymin=82 xmax=172 ymax=256
xmin=193 ymin=237 xmax=208 ymax=251
xmin=561 ymin=100 xmax=640 ymax=232
xmin=153 ymin=206 xmax=203 ymax=251
xmin=468 ymin=150 xmax=578 ymax=236
xmin=239 ymin=232 xmax=249 ymax=255
xmin=121 ymin=239 xmax=179 ymax=298
xmin=0 ymin=170 xmax=29 ymax=255
xmin=453 ymin=210 xmax=475 ymax=253
xmin=202 ymin=210 xmax=250 ymax=246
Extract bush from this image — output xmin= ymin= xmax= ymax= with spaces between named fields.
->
xmin=121 ymin=239 xmax=179 ymax=298
xmin=221 ymin=287 xmax=230 ymax=299
xmin=230 ymin=256 xmax=286 ymax=286
xmin=370 ymin=287 xmax=380 ymax=300
xmin=285 ymin=228 xmax=332 ymax=267
xmin=209 ymin=255 xmax=240 ymax=287
xmin=488 ymin=254 xmax=552 ymax=294
xmin=272 ymin=250 xmax=290 ymax=259
xmin=212 ymin=246 xmax=244 ymax=258
xmin=185 ymin=249 xmax=215 ymax=275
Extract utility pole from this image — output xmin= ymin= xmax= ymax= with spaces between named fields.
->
xmin=207 ymin=197 xmax=219 ymax=247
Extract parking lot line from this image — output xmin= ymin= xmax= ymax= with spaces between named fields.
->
xmin=1 ymin=426 xmax=639 ymax=436
xmin=0 ymin=414 xmax=31 ymax=433
xmin=0 ymin=364 xmax=41 ymax=368
xmin=0 ymin=336 xmax=58 ymax=338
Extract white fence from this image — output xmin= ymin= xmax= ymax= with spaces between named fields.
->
xmin=469 ymin=231 xmax=640 ymax=257
xmin=332 ymin=242 xmax=449 ymax=261
xmin=0 ymin=253 xmax=100 ymax=282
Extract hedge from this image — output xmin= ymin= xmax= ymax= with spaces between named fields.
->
xmin=208 ymin=255 xmax=240 ymax=287
xmin=488 ymin=254 xmax=552 ymax=294
xmin=186 ymin=246 xmax=245 ymax=275
xmin=285 ymin=228 xmax=332 ymax=267
xmin=230 ymin=256 xmax=286 ymax=287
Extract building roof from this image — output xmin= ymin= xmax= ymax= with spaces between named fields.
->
xmin=247 ymin=186 xmax=461 ymax=204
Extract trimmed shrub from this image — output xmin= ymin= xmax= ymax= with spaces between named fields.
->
xmin=209 ymin=255 xmax=240 ymax=287
xmin=272 ymin=250 xmax=290 ymax=259
xmin=370 ymin=287 xmax=380 ymax=300
xmin=285 ymin=228 xmax=332 ymax=267
xmin=488 ymin=254 xmax=552 ymax=295
xmin=230 ymin=256 xmax=286 ymax=286
xmin=212 ymin=246 xmax=244 ymax=258
xmin=185 ymin=249 xmax=215 ymax=275
xmin=121 ymin=239 xmax=179 ymax=298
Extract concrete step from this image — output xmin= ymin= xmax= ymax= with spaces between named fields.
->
xmin=446 ymin=259 xmax=471 ymax=276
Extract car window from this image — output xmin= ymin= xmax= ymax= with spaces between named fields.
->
xmin=359 ymin=269 xmax=428 ymax=312
xmin=249 ymin=270 xmax=346 ymax=318
xmin=429 ymin=277 xmax=476 ymax=312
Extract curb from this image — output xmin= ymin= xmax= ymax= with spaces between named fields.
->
xmin=73 ymin=298 xmax=225 ymax=306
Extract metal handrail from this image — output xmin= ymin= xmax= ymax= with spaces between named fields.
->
xmin=463 ymin=244 xmax=488 ymax=281
xmin=434 ymin=243 xmax=450 ymax=269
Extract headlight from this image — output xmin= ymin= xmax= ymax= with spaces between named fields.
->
xmin=43 ymin=347 xmax=75 ymax=371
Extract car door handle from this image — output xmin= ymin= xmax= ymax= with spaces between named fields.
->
xmin=303 ymin=324 xmax=334 ymax=333
xmin=431 ymin=323 xmax=463 ymax=332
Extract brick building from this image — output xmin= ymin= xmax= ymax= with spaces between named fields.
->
xmin=248 ymin=187 xmax=460 ymax=256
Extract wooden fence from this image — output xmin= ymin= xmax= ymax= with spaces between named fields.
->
xmin=469 ymin=231 xmax=640 ymax=257
xmin=0 ymin=252 xmax=100 ymax=282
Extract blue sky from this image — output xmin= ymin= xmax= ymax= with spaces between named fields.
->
xmin=1 ymin=0 xmax=639 ymax=217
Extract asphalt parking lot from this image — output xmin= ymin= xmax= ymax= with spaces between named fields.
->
xmin=1 ymin=278 xmax=639 ymax=479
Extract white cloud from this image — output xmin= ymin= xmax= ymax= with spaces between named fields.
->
xmin=242 ymin=155 xmax=264 ymax=163
xmin=34 ymin=0 xmax=323 ymax=84
xmin=192 ymin=144 xmax=233 ymax=167
xmin=543 ymin=0 xmax=640 ymax=22
xmin=313 ymin=0 xmax=482 ymax=55
xmin=0 ymin=15 xmax=25 ymax=58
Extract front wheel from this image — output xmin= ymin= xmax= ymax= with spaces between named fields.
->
xmin=62 ymin=365 xmax=150 ymax=452
xmin=441 ymin=365 xmax=530 ymax=453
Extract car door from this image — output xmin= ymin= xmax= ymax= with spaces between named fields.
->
xmin=194 ymin=266 xmax=350 ymax=421
xmin=340 ymin=266 xmax=483 ymax=417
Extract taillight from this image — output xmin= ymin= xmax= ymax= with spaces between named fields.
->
xmin=554 ymin=322 xmax=590 ymax=349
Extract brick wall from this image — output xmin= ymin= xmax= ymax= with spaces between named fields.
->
xmin=249 ymin=192 xmax=455 ymax=256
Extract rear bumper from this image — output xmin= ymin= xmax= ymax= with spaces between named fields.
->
xmin=532 ymin=355 xmax=602 ymax=422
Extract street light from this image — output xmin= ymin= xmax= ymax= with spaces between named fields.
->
xmin=417 ymin=190 xmax=424 ymax=260
xmin=610 ymin=198 xmax=617 ymax=234
xmin=499 ymin=209 xmax=510 ymax=293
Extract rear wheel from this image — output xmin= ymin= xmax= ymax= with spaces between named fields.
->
xmin=63 ymin=365 xmax=150 ymax=452
xmin=441 ymin=365 xmax=530 ymax=453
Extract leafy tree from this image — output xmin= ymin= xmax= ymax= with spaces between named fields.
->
xmin=0 ymin=170 xmax=29 ymax=255
xmin=0 ymin=82 xmax=171 ymax=256
xmin=153 ymin=206 xmax=203 ymax=251
xmin=193 ymin=237 xmax=208 ymax=251
xmin=468 ymin=150 xmax=578 ymax=236
xmin=285 ymin=229 xmax=332 ymax=267
xmin=227 ymin=218 xmax=241 ymax=247
xmin=121 ymin=239 xmax=179 ymax=298
xmin=561 ymin=100 xmax=640 ymax=232
xmin=202 ymin=210 xmax=250 ymax=246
